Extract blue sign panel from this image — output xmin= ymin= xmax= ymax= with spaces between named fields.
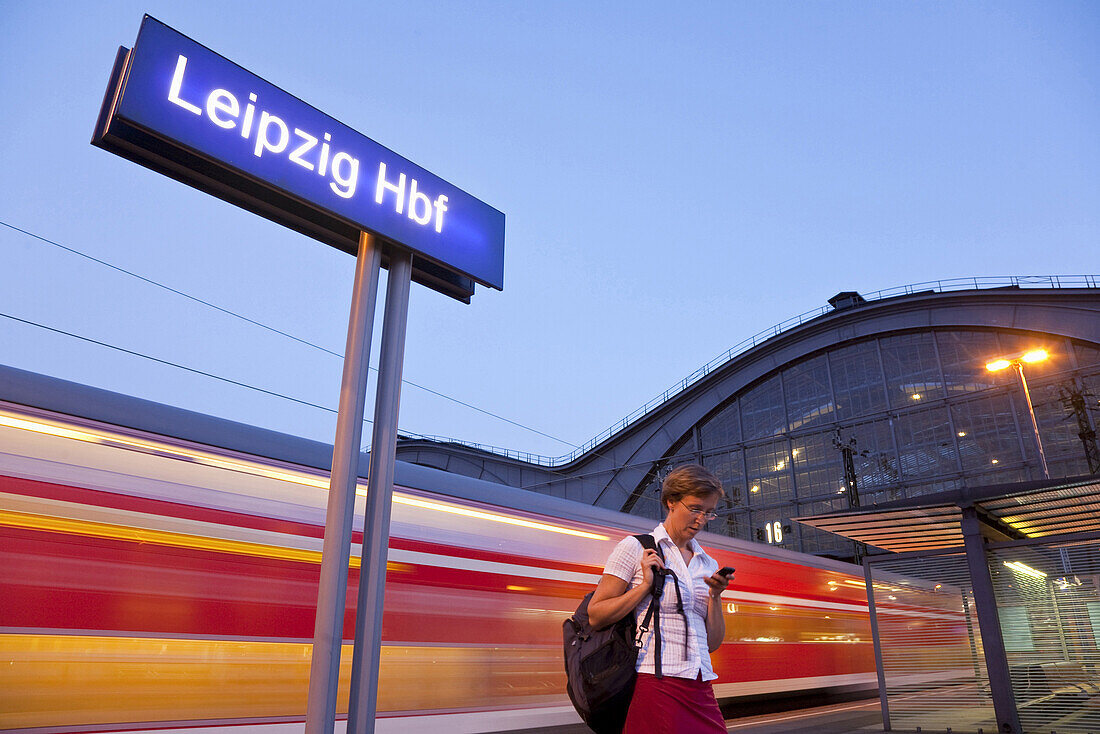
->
xmin=97 ymin=16 xmax=504 ymax=294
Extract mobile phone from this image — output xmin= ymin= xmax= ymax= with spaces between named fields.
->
xmin=718 ymin=566 xmax=735 ymax=577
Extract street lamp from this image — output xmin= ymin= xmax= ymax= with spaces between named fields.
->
xmin=986 ymin=349 xmax=1050 ymax=479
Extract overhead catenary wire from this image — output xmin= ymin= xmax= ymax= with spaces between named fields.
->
xmin=0 ymin=311 xmax=339 ymax=417
xmin=0 ymin=219 xmax=576 ymax=450
xmin=0 ymin=309 xmax=578 ymax=483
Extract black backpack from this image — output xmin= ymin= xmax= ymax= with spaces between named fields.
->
xmin=563 ymin=534 xmax=687 ymax=734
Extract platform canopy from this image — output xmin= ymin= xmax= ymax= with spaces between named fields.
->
xmin=794 ymin=475 xmax=1100 ymax=553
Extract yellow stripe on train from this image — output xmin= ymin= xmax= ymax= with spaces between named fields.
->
xmin=0 ymin=634 xmax=567 ymax=730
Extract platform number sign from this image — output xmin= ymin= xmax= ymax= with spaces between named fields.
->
xmin=757 ymin=521 xmax=791 ymax=544
xmin=765 ymin=521 xmax=783 ymax=544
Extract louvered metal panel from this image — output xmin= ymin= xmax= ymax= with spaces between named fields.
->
xmin=797 ymin=505 xmax=964 ymax=552
xmin=868 ymin=552 xmax=997 ymax=733
xmin=795 ymin=478 xmax=1100 ymax=552
xmin=799 ymin=477 xmax=1100 ymax=734
xmin=987 ymin=538 xmax=1100 ymax=734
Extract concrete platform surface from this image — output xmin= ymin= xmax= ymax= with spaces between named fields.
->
xmin=724 ymin=699 xmax=885 ymax=734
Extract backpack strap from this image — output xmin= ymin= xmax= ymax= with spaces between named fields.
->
xmin=632 ymin=534 xmax=663 ymax=677
xmin=632 ymin=533 xmax=691 ymax=675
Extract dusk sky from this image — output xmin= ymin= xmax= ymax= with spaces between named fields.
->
xmin=1 ymin=2 xmax=1097 ymax=459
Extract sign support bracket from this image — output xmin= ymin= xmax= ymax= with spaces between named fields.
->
xmin=305 ymin=231 xmax=382 ymax=734
xmin=348 ymin=248 xmax=414 ymax=734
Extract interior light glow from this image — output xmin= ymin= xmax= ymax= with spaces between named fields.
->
xmin=0 ymin=410 xmax=331 ymax=489
xmin=986 ymin=359 xmax=1011 ymax=372
xmin=750 ymin=485 xmax=760 ymax=493
xmin=957 ymin=431 xmax=967 ymax=437
xmin=991 ymin=458 xmax=999 ymax=464
xmin=391 ymin=495 xmax=609 ymax=540
xmin=911 ymin=393 xmax=922 ymax=401
xmin=0 ymin=414 xmax=166 ymax=453
xmin=1004 ymin=561 xmax=1047 ymax=579
xmin=1022 ymin=349 xmax=1049 ymax=364
xmin=197 ymin=455 xmax=329 ymax=488
xmin=1 ymin=409 xmax=609 ymax=541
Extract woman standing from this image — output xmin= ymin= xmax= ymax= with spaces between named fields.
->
xmin=587 ymin=464 xmax=732 ymax=733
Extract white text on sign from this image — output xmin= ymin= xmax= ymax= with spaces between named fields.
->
xmin=166 ymin=54 xmax=449 ymax=235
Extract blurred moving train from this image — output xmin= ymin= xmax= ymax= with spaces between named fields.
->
xmin=1 ymin=365 xmax=885 ymax=733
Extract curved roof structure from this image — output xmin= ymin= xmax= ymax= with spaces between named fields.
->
xmin=397 ymin=278 xmax=1100 ymax=556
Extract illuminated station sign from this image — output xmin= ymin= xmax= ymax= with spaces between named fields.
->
xmin=93 ymin=16 xmax=505 ymax=301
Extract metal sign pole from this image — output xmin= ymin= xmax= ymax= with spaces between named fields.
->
xmin=305 ymin=231 xmax=382 ymax=734
xmin=347 ymin=248 xmax=414 ymax=734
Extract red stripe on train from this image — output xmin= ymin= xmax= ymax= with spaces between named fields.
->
xmin=0 ymin=474 xmax=605 ymax=575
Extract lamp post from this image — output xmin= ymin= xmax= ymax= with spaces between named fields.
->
xmin=986 ymin=349 xmax=1050 ymax=480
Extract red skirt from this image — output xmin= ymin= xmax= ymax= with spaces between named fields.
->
xmin=623 ymin=673 xmax=726 ymax=733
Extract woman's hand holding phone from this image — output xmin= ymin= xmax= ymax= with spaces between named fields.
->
xmin=705 ymin=566 xmax=734 ymax=598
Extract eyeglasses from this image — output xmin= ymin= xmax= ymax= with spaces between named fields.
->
xmin=679 ymin=501 xmax=718 ymax=520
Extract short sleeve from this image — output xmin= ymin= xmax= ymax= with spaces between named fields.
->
xmin=603 ymin=535 xmax=643 ymax=583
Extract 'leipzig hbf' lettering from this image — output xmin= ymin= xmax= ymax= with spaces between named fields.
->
xmin=166 ymin=54 xmax=448 ymax=233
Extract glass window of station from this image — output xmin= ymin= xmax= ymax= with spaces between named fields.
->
xmin=625 ymin=329 xmax=1100 ymax=557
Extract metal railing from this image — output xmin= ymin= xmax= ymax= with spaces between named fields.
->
xmin=400 ymin=275 xmax=1100 ymax=467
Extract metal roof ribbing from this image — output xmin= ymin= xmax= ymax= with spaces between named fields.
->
xmin=794 ymin=476 xmax=1100 ymax=552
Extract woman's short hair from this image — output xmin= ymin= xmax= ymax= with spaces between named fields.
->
xmin=660 ymin=464 xmax=724 ymax=510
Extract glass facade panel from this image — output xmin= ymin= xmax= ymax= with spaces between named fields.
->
xmin=893 ymin=406 xmax=957 ymax=479
xmin=718 ymin=511 xmax=749 ymax=543
xmin=1027 ymin=382 xmax=1089 ymax=471
xmin=847 ymin=420 xmax=900 ymax=494
xmin=830 ymin=341 xmax=888 ymax=420
xmin=936 ymin=330 xmax=1006 ymax=394
xmin=745 ymin=440 xmax=794 ymax=505
xmin=625 ymin=325 xmax=1100 ymax=558
xmin=740 ymin=376 xmax=786 ymax=440
xmin=698 ymin=399 xmax=740 ymax=451
xmin=1081 ymin=373 xmax=1100 ymax=426
xmin=951 ymin=394 xmax=1025 ymax=472
xmin=903 ymin=477 xmax=962 ymax=499
xmin=1074 ymin=342 xmax=1100 ymax=369
xmin=860 ymin=484 xmax=905 ymax=504
xmin=783 ymin=355 xmax=835 ymax=432
xmin=791 ymin=431 xmax=844 ymax=500
xmin=880 ymin=332 xmax=944 ymax=407
xmin=960 ymin=468 xmax=1031 ymax=487
xmin=702 ymin=449 xmax=744 ymax=506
